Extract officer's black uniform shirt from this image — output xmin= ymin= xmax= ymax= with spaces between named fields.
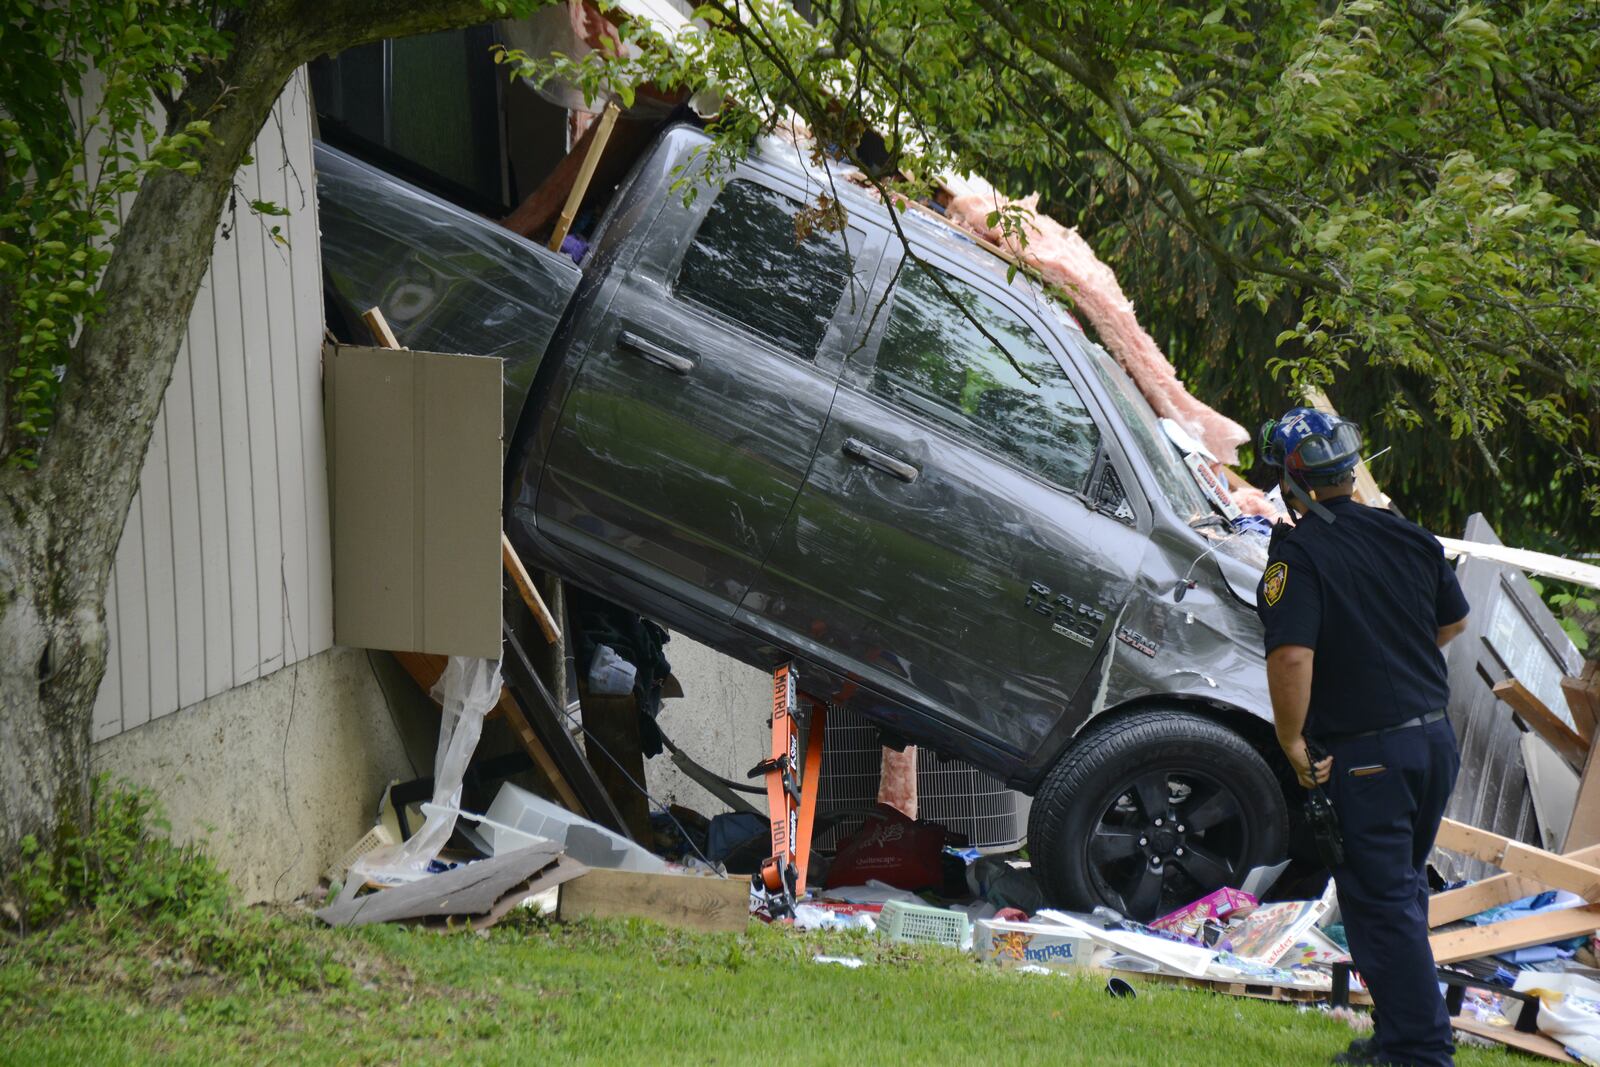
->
xmin=1255 ymin=496 xmax=1470 ymax=738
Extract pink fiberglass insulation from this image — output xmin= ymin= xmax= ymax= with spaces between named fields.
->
xmin=943 ymin=192 xmax=1251 ymax=467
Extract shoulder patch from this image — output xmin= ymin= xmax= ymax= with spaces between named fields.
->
xmin=1263 ymin=561 xmax=1288 ymax=607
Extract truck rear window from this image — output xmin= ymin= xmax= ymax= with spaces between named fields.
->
xmin=673 ymin=179 xmax=854 ymax=358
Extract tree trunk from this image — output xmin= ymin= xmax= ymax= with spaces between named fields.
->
xmin=1 ymin=0 xmax=534 ymax=872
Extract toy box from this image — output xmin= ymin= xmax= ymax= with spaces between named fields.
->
xmin=974 ymin=919 xmax=1097 ymax=971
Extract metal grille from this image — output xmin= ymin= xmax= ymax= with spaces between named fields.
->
xmin=815 ymin=704 xmax=1025 ymax=851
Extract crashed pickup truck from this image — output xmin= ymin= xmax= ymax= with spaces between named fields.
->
xmin=317 ymin=127 xmax=1287 ymax=920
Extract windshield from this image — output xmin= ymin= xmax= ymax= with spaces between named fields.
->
xmin=1071 ymin=336 xmax=1210 ymax=524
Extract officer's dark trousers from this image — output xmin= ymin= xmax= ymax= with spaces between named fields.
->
xmin=1324 ymin=716 xmax=1460 ymax=1067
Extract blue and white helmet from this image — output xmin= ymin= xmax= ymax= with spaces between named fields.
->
xmin=1259 ymin=407 xmax=1362 ymax=486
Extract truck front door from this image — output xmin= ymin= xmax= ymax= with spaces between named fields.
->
xmin=743 ymin=252 xmax=1146 ymax=757
xmin=536 ymin=173 xmax=882 ymax=619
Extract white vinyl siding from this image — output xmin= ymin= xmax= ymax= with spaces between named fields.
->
xmin=92 ymin=69 xmax=332 ymax=741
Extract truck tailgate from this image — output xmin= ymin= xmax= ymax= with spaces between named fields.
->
xmin=314 ymin=142 xmax=582 ymax=443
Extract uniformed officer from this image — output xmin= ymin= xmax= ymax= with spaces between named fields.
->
xmin=1255 ymin=408 xmax=1470 ymax=1067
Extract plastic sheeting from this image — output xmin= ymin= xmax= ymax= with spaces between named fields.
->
xmin=341 ymin=656 xmax=503 ymax=895
xmin=315 ymin=142 xmax=582 ymax=443
xmin=941 ymin=189 xmax=1251 ymax=468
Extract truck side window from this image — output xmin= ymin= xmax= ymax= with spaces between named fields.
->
xmin=874 ymin=262 xmax=1100 ymax=491
xmin=673 ymin=180 xmax=853 ymax=358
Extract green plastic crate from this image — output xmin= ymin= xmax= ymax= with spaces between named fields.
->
xmin=878 ymin=900 xmax=969 ymax=947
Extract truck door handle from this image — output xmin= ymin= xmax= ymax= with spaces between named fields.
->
xmin=842 ymin=438 xmax=919 ymax=483
xmin=618 ymin=331 xmax=695 ymax=375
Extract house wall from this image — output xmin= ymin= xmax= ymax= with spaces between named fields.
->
xmin=91 ymin=69 xmax=332 ymax=743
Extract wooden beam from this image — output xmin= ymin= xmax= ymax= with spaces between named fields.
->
xmin=1436 ymin=817 xmax=1600 ymax=900
xmin=361 ymin=306 xmax=402 ymax=350
xmin=1494 ymin=679 xmax=1591 ymax=771
xmin=548 ymin=101 xmax=620 ymax=252
xmin=502 ymin=533 xmax=561 ymax=644
xmin=1561 ymin=671 xmax=1598 ymax=745
xmin=1431 ymin=842 xmax=1600 ymax=925
xmin=558 ymin=869 xmax=751 ymax=932
xmin=1430 ymin=904 xmax=1600 ymax=964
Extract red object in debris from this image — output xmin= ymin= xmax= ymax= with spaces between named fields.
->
xmin=994 ymin=907 xmax=1030 ymax=923
xmin=825 ymin=803 xmax=949 ymax=892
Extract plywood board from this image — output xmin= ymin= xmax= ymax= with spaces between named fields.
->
xmin=559 ymin=869 xmax=752 ymax=932
xmin=1430 ymin=905 xmax=1600 ymax=964
xmin=316 ymin=842 xmax=567 ymax=927
xmin=326 ymin=343 xmax=502 ymax=657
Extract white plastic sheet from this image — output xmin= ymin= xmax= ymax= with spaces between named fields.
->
xmin=1513 ymin=971 xmax=1600 ymax=1064
xmin=340 ymin=656 xmax=502 ymax=897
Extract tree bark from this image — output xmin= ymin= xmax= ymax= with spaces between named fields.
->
xmin=0 ymin=0 xmax=548 ymax=871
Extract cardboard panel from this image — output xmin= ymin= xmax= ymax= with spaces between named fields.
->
xmin=327 ymin=342 xmax=502 ymax=657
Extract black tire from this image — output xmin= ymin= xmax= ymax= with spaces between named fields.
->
xmin=1029 ymin=709 xmax=1288 ymax=921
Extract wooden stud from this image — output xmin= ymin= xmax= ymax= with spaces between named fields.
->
xmin=1451 ymin=1017 xmax=1578 ymax=1064
xmin=558 ymin=868 xmax=751 ymax=932
xmin=1561 ymin=672 xmax=1598 ymax=745
xmin=1494 ymin=679 xmax=1591 ymax=771
xmin=1430 ymin=904 xmax=1600 ymax=964
xmin=502 ymin=533 xmax=561 ymax=644
xmin=548 ymin=102 xmax=620 ymax=252
xmin=362 ymin=306 xmax=402 ymax=350
xmin=1431 ymin=842 xmax=1600 ymax=926
xmin=1436 ymin=817 xmax=1600 ymax=900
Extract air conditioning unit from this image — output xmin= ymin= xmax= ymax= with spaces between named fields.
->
xmin=814 ymin=704 xmax=1026 ymax=851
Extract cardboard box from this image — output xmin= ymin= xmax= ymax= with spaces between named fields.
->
xmin=974 ymin=919 xmax=1096 ymax=971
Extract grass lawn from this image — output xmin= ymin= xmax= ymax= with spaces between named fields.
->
xmin=0 ymin=912 xmax=1525 ymax=1066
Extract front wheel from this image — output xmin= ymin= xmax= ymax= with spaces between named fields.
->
xmin=1029 ymin=709 xmax=1287 ymax=921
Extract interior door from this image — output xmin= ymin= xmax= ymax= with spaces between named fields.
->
xmin=742 ymin=252 xmax=1145 ymax=755
xmin=537 ymin=174 xmax=882 ymax=618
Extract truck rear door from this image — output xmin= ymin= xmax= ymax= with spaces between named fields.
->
xmin=535 ymin=168 xmax=885 ymax=620
xmin=743 ymin=248 xmax=1147 ymax=757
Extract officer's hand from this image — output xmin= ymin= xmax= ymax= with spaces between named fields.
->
xmin=1284 ymin=736 xmax=1333 ymax=788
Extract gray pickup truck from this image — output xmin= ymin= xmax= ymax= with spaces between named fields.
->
xmin=318 ymin=127 xmax=1289 ymax=919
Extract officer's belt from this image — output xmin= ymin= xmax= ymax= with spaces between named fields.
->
xmin=1318 ymin=708 xmax=1447 ymax=744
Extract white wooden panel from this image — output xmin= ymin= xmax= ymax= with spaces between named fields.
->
xmin=138 ymin=407 xmax=180 ymax=720
xmin=93 ymin=69 xmax=333 ymax=737
xmin=113 ymin=489 xmax=149 ymax=731
xmin=238 ymin=153 xmax=285 ymax=680
xmin=91 ymin=581 xmax=122 ymax=742
xmin=188 ymin=272 xmax=236 ymax=695
xmin=255 ymin=119 xmax=311 ymax=666
xmin=211 ymin=202 xmax=261 ymax=686
xmin=166 ymin=333 xmax=207 ymax=710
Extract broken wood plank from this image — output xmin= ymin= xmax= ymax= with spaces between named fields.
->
xmin=1431 ymin=842 xmax=1600 ymax=926
xmin=468 ymin=857 xmax=588 ymax=931
xmin=558 ymin=868 xmax=751 ymax=932
xmin=1561 ymin=672 xmax=1598 ymax=745
xmin=502 ymin=533 xmax=561 ymax=644
xmin=362 ymin=306 xmax=402 ymax=350
xmin=1494 ymin=679 xmax=1591 ymax=771
xmin=1436 ymin=818 xmax=1600 ymax=901
xmin=548 ymin=101 xmax=619 ymax=252
xmin=1451 ymin=1016 xmax=1578 ymax=1064
xmin=1430 ymin=904 xmax=1600 ymax=964
xmin=316 ymin=841 xmax=564 ymax=927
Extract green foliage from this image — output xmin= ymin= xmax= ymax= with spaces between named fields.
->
xmin=0 ymin=0 xmax=234 ymax=466
xmin=516 ymin=0 xmax=1599 ymax=545
xmin=6 ymin=777 xmax=342 ymax=992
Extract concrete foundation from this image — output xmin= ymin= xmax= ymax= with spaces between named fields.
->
xmin=642 ymin=632 xmax=773 ymax=817
xmin=91 ymin=645 xmax=438 ymax=904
